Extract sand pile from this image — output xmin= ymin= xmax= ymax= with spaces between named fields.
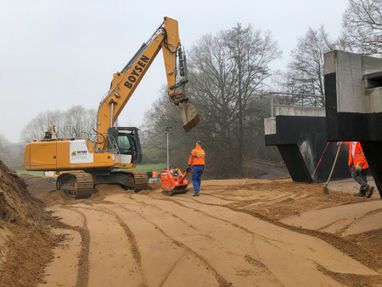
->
xmin=0 ymin=159 xmax=58 ymax=287
xmin=0 ymin=161 xmax=46 ymax=225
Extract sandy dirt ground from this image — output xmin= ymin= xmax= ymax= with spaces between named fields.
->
xmin=0 ymin=162 xmax=59 ymax=287
xmin=19 ymin=177 xmax=381 ymax=287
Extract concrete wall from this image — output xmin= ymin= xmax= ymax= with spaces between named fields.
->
xmin=274 ymin=106 xmax=325 ymax=117
xmin=264 ymin=115 xmax=349 ymax=183
xmin=264 ymin=117 xmax=276 ymax=135
xmin=324 ymin=51 xmax=382 ymax=114
xmin=265 ymin=106 xmax=325 ymax=136
xmin=324 ymin=50 xmax=382 ymax=199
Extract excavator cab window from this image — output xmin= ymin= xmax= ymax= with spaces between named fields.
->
xmin=107 ymin=127 xmax=143 ymax=164
xmin=117 ymin=135 xmax=131 ymax=154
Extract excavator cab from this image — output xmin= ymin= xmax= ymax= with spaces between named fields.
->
xmin=107 ymin=127 xmax=143 ymax=164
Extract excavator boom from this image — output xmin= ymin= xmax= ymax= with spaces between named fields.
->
xmin=97 ymin=16 xmax=199 ymax=149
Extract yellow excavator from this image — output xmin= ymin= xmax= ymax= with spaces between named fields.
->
xmin=24 ymin=17 xmax=199 ymax=198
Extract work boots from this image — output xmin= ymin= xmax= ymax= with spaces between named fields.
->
xmin=354 ymin=185 xmax=374 ymax=198
xmin=365 ymin=185 xmax=374 ymax=198
xmin=354 ymin=190 xmax=366 ymax=197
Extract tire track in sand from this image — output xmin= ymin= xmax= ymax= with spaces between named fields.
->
xmin=102 ymin=202 xmax=220 ymax=287
xmin=157 ymin=250 xmax=187 ymax=287
xmin=117 ymin=204 xmax=232 ymax=287
xmin=131 ymin=195 xmax=286 ymax=285
xmin=336 ymin=208 xmax=382 ymax=236
xmin=149 ymin=193 xmax=381 ymax=272
xmin=65 ymin=207 xmax=90 ymax=287
xmin=130 ymin=194 xmax=377 ymax=286
xmin=71 ymin=204 xmax=144 ymax=287
xmin=142 ymin=195 xmax=283 ymax=246
xmin=230 ymin=205 xmax=382 ymax=271
xmin=110 ymin=194 xmax=290 ymax=286
xmin=71 ymin=205 xmax=148 ymax=286
xmin=130 ymin=198 xmax=218 ymax=241
xmin=101 ymin=206 xmax=148 ymax=287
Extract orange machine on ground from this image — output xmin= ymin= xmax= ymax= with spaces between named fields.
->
xmin=160 ymin=168 xmax=189 ymax=195
xmin=24 ymin=17 xmax=199 ymax=198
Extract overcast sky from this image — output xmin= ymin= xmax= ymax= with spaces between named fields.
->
xmin=0 ymin=0 xmax=348 ymax=142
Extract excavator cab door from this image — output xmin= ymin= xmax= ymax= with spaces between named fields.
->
xmin=107 ymin=127 xmax=143 ymax=164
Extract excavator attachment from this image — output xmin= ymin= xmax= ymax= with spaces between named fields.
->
xmin=180 ymin=102 xmax=199 ymax=132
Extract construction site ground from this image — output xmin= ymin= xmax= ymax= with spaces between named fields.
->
xmin=1 ymin=174 xmax=375 ymax=287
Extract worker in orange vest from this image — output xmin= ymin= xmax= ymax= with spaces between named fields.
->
xmin=187 ymin=141 xmax=206 ymax=196
xmin=345 ymin=142 xmax=374 ymax=197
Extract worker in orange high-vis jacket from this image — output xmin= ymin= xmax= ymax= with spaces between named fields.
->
xmin=345 ymin=141 xmax=374 ymax=198
xmin=187 ymin=141 xmax=205 ymax=196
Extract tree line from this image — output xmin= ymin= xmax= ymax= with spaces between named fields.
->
xmin=0 ymin=135 xmax=23 ymax=169
xmin=0 ymin=106 xmax=96 ymax=168
xmin=22 ymin=106 xmax=97 ymax=142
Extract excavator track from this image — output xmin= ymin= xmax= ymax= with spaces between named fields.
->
xmin=92 ymin=170 xmax=149 ymax=191
xmin=56 ymin=170 xmax=148 ymax=199
xmin=129 ymin=171 xmax=149 ymax=190
xmin=56 ymin=171 xmax=94 ymax=199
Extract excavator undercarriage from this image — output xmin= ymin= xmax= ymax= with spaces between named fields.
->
xmin=57 ymin=170 xmax=148 ymax=199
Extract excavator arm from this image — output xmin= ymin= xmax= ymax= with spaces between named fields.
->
xmin=96 ymin=17 xmax=199 ymax=149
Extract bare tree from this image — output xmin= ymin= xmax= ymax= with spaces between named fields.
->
xmin=341 ymin=0 xmax=382 ymax=56
xmin=0 ymin=135 xmax=23 ymax=168
xmin=285 ymin=27 xmax=335 ymax=106
xmin=22 ymin=106 xmax=96 ymax=142
xmin=140 ymin=89 xmax=195 ymax=167
xmin=22 ymin=110 xmax=64 ymax=142
xmin=141 ymin=24 xmax=281 ymax=177
xmin=186 ymin=25 xmax=280 ymax=175
xmin=64 ymin=106 xmax=97 ymax=137
xmin=224 ymin=25 xmax=281 ymax=172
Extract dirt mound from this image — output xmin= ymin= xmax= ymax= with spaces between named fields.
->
xmin=222 ymin=180 xmax=365 ymax=220
xmin=0 ymin=160 xmax=58 ymax=287
xmin=0 ymin=161 xmax=48 ymax=225
xmin=347 ymin=228 xmax=382 ymax=271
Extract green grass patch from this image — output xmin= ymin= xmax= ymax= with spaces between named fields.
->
xmin=16 ymin=169 xmax=44 ymax=176
xmin=131 ymin=163 xmax=166 ymax=172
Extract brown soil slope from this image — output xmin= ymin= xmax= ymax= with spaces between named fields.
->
xmin=0 ymin=160 xmax=58 ymax=287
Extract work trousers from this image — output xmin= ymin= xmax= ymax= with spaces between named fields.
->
xmin=191 ymin=165 xmax=204 ymax=193
xmin=350 ymin=165 xmax=368 ymax=192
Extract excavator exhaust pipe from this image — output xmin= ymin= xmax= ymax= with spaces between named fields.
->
xmin=180 ymin=102 xmax=199 ymax=132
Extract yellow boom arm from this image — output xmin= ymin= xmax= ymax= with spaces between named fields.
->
xmin=96 ymin=17 xmax=198 ymax=149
